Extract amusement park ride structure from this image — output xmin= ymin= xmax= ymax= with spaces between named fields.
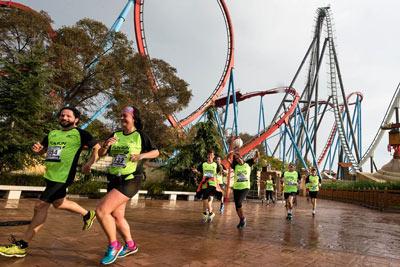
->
xmin=1 ymin=1 xmax=400 ymax=181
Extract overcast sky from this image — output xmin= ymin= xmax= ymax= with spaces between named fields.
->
xmin=19 ymin=0 xmax=400 ymax=170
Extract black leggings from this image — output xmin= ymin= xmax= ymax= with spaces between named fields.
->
xmin=233 ymin=189 xmax=249 ymax=211
xmin=266 ymin=190 xmax=273 ymax=200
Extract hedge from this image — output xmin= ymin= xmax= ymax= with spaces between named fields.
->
xmin=321 ymin=180 xmax=400 ymax=190
xmin=0 ymin=173 xmax=196 ymax=196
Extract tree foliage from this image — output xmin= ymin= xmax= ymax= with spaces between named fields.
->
xmin=0 ymin=51 xmax=56 ymax=171
xmin=0 ymin=7 xmax=53 ymax=63
xmin=162 ymin=107 xmax=225 ymax=186
xmin=49 ymin=19 xmax=134 ymax=109
xmin=106 ymin=54 xmax=191 ymax=148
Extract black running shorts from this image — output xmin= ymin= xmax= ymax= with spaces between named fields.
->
xmin=40 ymin=179 xmax=68 ymax=203
xmin=309 ymin=191 xmax=318 ymax=199
xmin=284 ymin=192 xmax=296 ymax=199
xmin=201 ymin=186 xmax=216 ymax=200
xmin=107 ymin=175 xmax=143 ymax=198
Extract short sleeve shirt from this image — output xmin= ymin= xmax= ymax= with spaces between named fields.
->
xmin=107 ymin=130 xmax=157 ymax=180
xmin=42 ymin=128 xmax=97 ymax=184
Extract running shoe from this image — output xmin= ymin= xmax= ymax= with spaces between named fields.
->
xmin=82 ymin=210 xmax=96 ymax=230
xmin=220 ymin=203 xmax=224 ymax=213
xmin=118 ymin=243 xmax=138 ymax=258
xmin=0 ymin=236 xmax=27 ymax=258
xmin=201 ymin=213 xmax=208 ymax=223
xmin=100 ymin=244 xmax=123 ymax=265
xmin=312 ymin=210 xmax=316 ymax=216
xmin=287 ymin=214 xmax=293 ymax=221
xmin=207 ymin=212 xmax=215 ymax=223
xmin=237 ymin=217 xmax=246 ymax=229
xmin=266 ymin=203 xmax=270 ymax=207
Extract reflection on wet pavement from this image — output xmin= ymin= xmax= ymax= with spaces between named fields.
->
xmin=0 ymin=197 xmax=399 ymax=266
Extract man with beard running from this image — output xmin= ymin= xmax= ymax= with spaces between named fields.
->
xmin=0 ymin=106 xmax=100 ymax=258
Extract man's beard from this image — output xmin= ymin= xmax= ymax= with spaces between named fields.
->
xmin=59 ymin=121 xmax=74 ymax=128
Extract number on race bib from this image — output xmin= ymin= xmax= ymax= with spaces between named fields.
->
xmin=46 ymin=146 xmax=62 ymax=162
xmin=111 ymin=154 xmax=128 ymax=168
xmin=204 ymin=171 xmax=214 ymax=178
xmin=237 ymin=173 xmax=248 ymax=182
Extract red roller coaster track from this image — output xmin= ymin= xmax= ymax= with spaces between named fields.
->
xmin=0 ymin=1 xmax=56 ymax=38
xmin=220 ymin=88 xmax=300 ymax=168
xmin=134 ymin=0 xmax=234 ymax=128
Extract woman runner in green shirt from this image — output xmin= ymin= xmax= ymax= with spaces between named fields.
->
xmin=227 ymin=149 xmax=259 ymax=229
xmin=96 ymin=106 xmax=159 ymax=265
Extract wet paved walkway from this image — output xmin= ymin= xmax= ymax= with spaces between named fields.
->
xmin=0 ymin=197 xmax=399 ymax=266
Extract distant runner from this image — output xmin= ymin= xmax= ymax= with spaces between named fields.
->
xmin=306 ymin=167 xmax=322 ymax=216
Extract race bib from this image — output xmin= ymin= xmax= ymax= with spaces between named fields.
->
xmin=312 ymin=185 xmax=317 ymax=190
xmin=267 ymin=185 xmax=273 ymax=190
xmin=286 ymin=180 xmax=294 ymax=186
xmin=237 ymin=173 xmax=248 ymax=182
xmin=111 ymin=154 xmax=128 ymax=168
xmin=46 ymin=146 xmax=62 ymax=162
xmin=204 ymin=171 xmax=214 ymax=178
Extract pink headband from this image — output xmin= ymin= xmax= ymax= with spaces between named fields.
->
xmin=123 ymin=107 xmax=134 ymax=117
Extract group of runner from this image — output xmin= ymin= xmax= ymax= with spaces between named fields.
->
xmin=193 ymin=155 xmax=322 ymax=225
xmin=281 ymin=163 xmax=322 ymax=220
xmin=0 ymin=105 xmax=322 ymax=265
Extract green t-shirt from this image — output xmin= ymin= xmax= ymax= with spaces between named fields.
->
xmin=197 ymin=162 xmax=221 ymax=189
xmin=283 ymin=171 xmax=299 ymax=193
xmin=42 ymin=128 xmax=97 ymax=184
xmin=266 ymin=179 xmax=274 ymax=191
xmin=231 ymin=159 xmax=255 ymax=190
xmin=107 ymin=130 xmax=157 ymax=180
xmin=216 ymin=164 xmax=226 ymax=184
xmin=306 ymin=175 xmax=321 ymax=192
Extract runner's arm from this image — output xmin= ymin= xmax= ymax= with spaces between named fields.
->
xmin=32 ymin=136 xmax=48 ymax=155
xmin=81 ymin=144 xmax=101 ymax=174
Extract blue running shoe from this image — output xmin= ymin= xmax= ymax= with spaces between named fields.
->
xmin=118 ymin=243 xmax=138 ymax=258
xmin=220 ymin=203 xmax=224 ymax=213
xmin=100 ymin=244 xmax=123 ymax=265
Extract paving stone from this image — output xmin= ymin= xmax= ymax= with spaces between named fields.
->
xmin=0 ymin=197 xmax=398 ymax=266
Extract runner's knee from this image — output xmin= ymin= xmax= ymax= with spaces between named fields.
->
xmin=34 ymin=200 xmax=50 ymax=212
xmin=52 ymin=198 xmax=65 ymax=209
xmin=111 ymin=209 xmax=125 ymax=222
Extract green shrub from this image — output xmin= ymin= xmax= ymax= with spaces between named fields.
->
xmin=67 ymin=180 xmax=106 ymax=195
xmin=0 ymin=173 xmax=45 ymax=186
xmin=142 ymin=180 xmax=196 ymax=195
xmin=321 ymin=181 xmax=400 ymax=190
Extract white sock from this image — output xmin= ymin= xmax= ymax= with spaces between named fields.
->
xmin=288 ymin=209 xmax=292 ymax=214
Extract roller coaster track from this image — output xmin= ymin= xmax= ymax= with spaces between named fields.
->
xmin=220 ymin=88 xmax=300 ymax=168
xmin=134 ymin=0 xmax=234 ymax=128
xmin=322 ymin=7 xmax=361 ymax=173
xmin=317 ymin=92 xmax=364 ymax=167
xmin=215 ymin=88 xmax=363 ymax=168
xmin=0 ymin=1 xmax=56 ymax=38
xmin=359 ymin=83 xmax=400 ymax=167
